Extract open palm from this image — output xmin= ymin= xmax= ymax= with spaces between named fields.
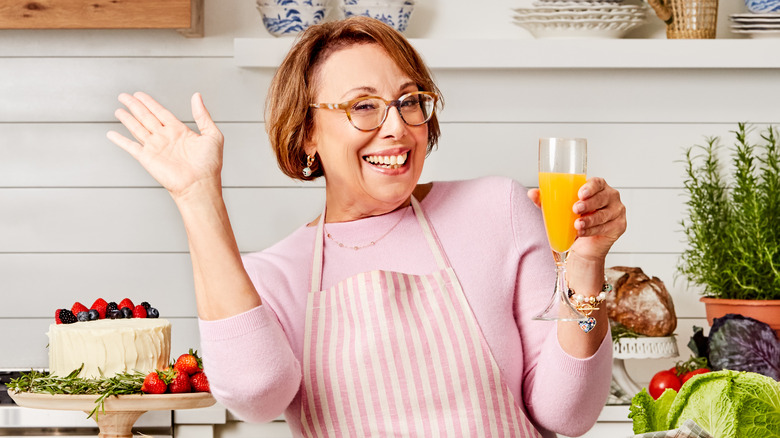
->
xmin=107 ymin=92 xmax=225 ymax=199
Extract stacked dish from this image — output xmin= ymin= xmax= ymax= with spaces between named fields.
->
xmin=340 ymin=0 xmax=415 ymax=32
xmin=730 ymin=13 xmax=780 ymax=38
xmin=512 ymin=1 xmax=648 ymax=38
xmin=256 ymin=0 xmax=329 ymax=37
xmin=745 ymin=0 xmax=780 ymax=13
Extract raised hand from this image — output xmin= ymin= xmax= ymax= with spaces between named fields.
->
xmin=107 ymin=92 xmax=225 ymax=200
xmin=528 ymin=177 xmax=627 ymax=262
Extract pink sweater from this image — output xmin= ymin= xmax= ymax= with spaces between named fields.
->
xmin=198 ymin=176 xmax=612 ymax=437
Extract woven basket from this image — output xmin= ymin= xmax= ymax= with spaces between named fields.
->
xmin=666 ymin=0 xmax=719 ymax=39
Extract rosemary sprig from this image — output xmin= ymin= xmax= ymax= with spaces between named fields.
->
xmin=5 ymin=366 xmax=146 ymax=420
xmin=610 ymin=322 xmax=642 ymax=344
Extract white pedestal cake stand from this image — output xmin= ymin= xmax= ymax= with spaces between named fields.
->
xmin=9 ymin=391 xmax=215 ymax=438
xmin=612 ymin=336 xmax=679 ymax=397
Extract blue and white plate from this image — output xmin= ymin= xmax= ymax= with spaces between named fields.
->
xmin=745 ymin=0 xmax=780 ymax=13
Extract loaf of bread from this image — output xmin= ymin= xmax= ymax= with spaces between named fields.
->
xmin=605 ymin=266 xmax=677 ymax=337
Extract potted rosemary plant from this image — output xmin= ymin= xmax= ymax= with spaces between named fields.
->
xmin=678 ymin=123 xmax=780 ymax=335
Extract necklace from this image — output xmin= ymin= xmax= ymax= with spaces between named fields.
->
xmin=325 ymin=207 xmax=409 ymax=250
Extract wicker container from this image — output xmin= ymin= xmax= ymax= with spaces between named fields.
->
xmin=666 ymin=0 xmax=719 ymax=39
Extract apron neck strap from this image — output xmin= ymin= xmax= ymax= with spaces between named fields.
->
xmin=310 ymin=195 xmax=449 ymax=293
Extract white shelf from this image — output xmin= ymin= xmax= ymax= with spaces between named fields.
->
xmin=234 ymin=37 xmax=780 ymax=69
xmin=600 ymin=404 xmax=631 ymax=422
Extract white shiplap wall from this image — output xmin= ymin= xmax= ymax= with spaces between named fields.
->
xmin=2 ymin=0 xmax=777 ymax=437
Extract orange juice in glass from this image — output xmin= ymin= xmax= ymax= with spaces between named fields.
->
xmin=534 ymin=138 xmax=588 ymax=321
xmin=539 ymin=172 xmax=587 ymax=253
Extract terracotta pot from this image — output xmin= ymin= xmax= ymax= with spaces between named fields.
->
xmin=700 ymin=297 xmax=780 ymax=337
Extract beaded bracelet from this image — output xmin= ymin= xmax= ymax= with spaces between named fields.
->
xmin=567 ymin=278 xmax=613 ymax=333
xmin=567 ymin=280 xmax=613 ymax=316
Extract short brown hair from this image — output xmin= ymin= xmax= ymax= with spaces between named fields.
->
xmin=265 ymin=16 xmax=443 ymax=181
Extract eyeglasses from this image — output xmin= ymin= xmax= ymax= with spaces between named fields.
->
xmin=309 ymin=91 xmax=438 ymax=132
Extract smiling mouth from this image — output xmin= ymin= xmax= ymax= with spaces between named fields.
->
xmin=363 ymin=152 xmax=408 ymax=169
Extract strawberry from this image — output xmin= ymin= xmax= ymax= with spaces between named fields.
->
xmin=174 ymin=349 xmax=202 ymax=376
xmin=132 ymin=305 xmax=147 ymax=318
xmin=190 ymin=372 xmax=210 ymax=393
xmin=90 ymin=298 xmax=108 ymax=319
xmin=118 ymin=298 xmax=134 ymax=310
xmin=55 ymin=309 xmax=64 ymax=324
xmin=141 ymin=371 xmax=168 ymax=394
xmin=71 ymin=302 xmax=89 ymax=316
xmin=168 ymin=370 xmax=192 ymax=393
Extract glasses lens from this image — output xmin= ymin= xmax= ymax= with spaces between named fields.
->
xmin=399 ymin=93 xmax=435 ymax=126
xmin=348 ymin=98 xmax=386 ymax=131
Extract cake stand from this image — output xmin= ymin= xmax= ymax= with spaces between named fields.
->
xmin=9 ymin=391 xmax=215 ymax=438
xmin=612 ymin=336 xmax=679 ymax=398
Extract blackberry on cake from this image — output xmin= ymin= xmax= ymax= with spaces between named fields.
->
xmin=55 ymin=309 xmax=77 ymax=324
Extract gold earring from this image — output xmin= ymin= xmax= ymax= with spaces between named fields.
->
xmin=302 ymin=154 xmax=315 ymax=177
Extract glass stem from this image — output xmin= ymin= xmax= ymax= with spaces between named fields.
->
xmin=555 ymin=250 xmax=568 ymax=301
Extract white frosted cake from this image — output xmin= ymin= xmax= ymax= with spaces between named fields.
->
xmin=47 ymin=318 xmax=171 ymax=379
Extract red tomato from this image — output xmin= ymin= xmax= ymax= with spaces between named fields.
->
xmin=648 ymin=369 xmax=682 ymax=399
xmin=681 ymin=367 xmax=710 ymax=384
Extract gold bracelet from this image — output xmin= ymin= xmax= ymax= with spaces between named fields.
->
xmin=567 ymin=280 xmax=613 ymax=317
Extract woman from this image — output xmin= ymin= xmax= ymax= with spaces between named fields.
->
xmin=108 ymin=17 xmax=626 ymax=438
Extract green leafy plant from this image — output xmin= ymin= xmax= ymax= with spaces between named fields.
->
xmin=5 ymin=366 xmax=145 ymax=419
xmin=678 ymin=123 xmax=780 ymax=300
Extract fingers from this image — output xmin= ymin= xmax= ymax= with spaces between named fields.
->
xmin=526 ymin=188 xmax=541 ymax=208
xmin=114 ymin=107 xmax=151 ymax=144
xmin=133 ymin=91 xmax=182 ymax=127
xmin=574 ymin=182 xmax=627 ymax=238
xmin=118 ymin=92 xmax=164 ymax=132
xmin=106 ymin=130 xmax=142 ymax=159
xmin=191 ymin=93 xmax=221 ymax=140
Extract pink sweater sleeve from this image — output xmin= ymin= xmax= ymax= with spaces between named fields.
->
xmin=198 ymin=305 xmax=301 ymax=423
xmin=509 ymin=180 xmax=613 ymax=437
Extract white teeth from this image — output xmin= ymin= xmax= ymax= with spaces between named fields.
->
xmin=364 ymin=152 xmax=408 ymax=168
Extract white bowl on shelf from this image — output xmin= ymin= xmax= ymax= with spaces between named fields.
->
xmin=513 ymin=17 xmax=644 ymax=38
xmin=745 ymin=0 xmax=780 ymax=13
xmin=340 ymin=4 xmax=414 ymax=32
xmin=257 ymin=4 xmax=329 ymax=37
xmin=341 ymin=0 xmax=414 ymax=5
xmin=257 ymin=0 xmax=328 ymax=5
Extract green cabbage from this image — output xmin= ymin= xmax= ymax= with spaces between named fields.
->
xmin=629 ymin=370 xmax=780 ymax=437
xmin=629 ymin=387 xmax=677 ymax=434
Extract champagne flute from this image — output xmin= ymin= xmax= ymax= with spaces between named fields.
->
xmin=534 ymin=138 xmax=588 ymax=321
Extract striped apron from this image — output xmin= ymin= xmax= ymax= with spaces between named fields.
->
xmin=300 ymin=196 xmax=542 ymax=437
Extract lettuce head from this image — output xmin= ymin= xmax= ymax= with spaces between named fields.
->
xmin=629 ymin=387 xmax=677 ymax=434
xmin=630 ymin=370 xmax=780 ymax=437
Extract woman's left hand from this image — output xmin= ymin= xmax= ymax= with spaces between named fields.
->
xmin=528 ymin=177 xmax=627 ymax=262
